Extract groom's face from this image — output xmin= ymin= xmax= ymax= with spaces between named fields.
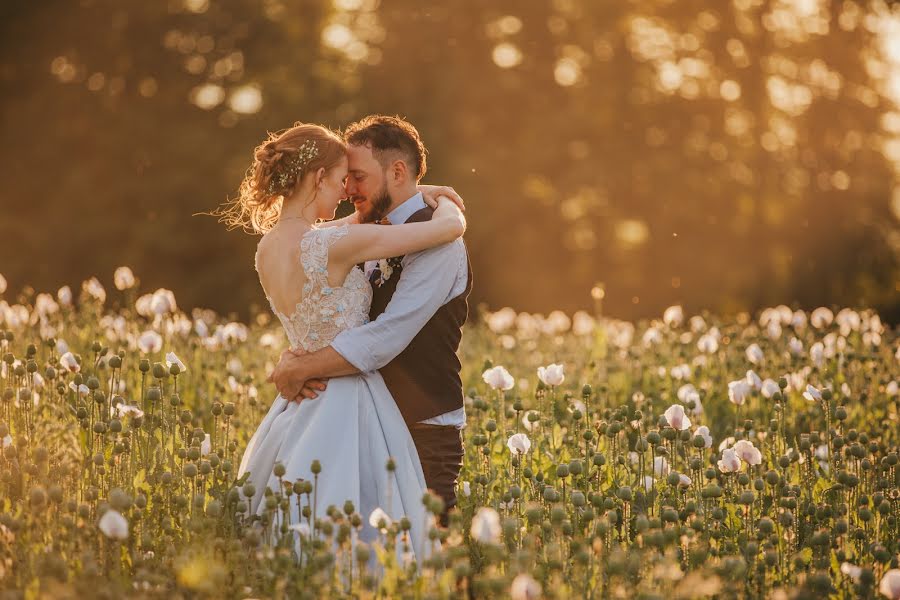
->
xmin=345 ymin=143 xmax=391 ymax=224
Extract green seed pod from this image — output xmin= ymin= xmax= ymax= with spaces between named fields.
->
xmin=152 ymin=363 xmax=167 ymax=379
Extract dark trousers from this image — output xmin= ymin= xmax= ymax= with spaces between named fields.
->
xmin=408 ymin=423 xmax=464 ymax=527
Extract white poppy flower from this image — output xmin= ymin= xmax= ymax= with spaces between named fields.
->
xmin=288 ymin=522 xmax=310 ymax=537
xmin=717 ymin=448 xmax=742 ymax=473
xmin=788 ymin=337 xmax=804 ymax=355
xmin=689 ymin=315 xmax=707 ymax=332
xmin=886 ymin=381 xmax=899 ymax=397
xmin=676 ymin=383 xmax=697 ymax=402
xmin=803 ymin=384 xmax=823 ymax=402
xmin=761 ymin=379 xmax=780 ymax=398
xmin=137 ymin=331 xmax=163 ymax=354
xmin=470 ymin=507 xmax=501 ymax=544
xmin=482 ymin=366 xmax=515 ymax=391
xmin=115 ymin=404 xmax=144 ymax=419
xmin=642 ymin=327 xmax=662 ymax=346
xmin=745 ymin=343 xmax=764 ymax=364
xmin=59 ymin=352 xmax=80 ymax=373
xmin=510 ymin=573 xmax=542 ymax=600
xmin=69 ymin=382 xmax=90 ymax=397
xmin=82 ymin=277 xmax=106 ymax=304
xmin=537 ymin=363 xmax=565 ymax=387
xmin=732 ymin=440 xmax=762 ymax=466
xmin=642 ymin=475 xmax=655 ymax=491
xmin=98 ymin=509 xmax=129 ymax=540
xmin=694 ymin=425 xmax=713 ymax=448
xmin=718 ymin=436 xmax=736 ymax=452
xmin=810 ymin=307 xmax=834 ymax=328
xmin=810 ymin=342 xmax=825 ymax=367
xmin=697 ymin=334 xmax=718 ymax=354
xmin=165 ymin=351 xmax=186 ymax=373
xmin=114 ymin=266 xmax=136 ymax=291
xmin=670 ymin=364 xmax=691 ymax=380
xmin=200 ymin=433 xmax=211 ymax=456
xmin=507 ymin=433 xmax=532 ymax=455
xmin=486 ymin=307 xmax=517 ymax=333
xmin=745 ymin=369 xmax=762 ymax=390
xmin=663 ymin=305 xmax=684 ymax=327
xmin=57 ymin=286 xmax=73 ymax=306
xmin=34 ymin=293 xmax=59 ymax=317
xmin=368 ymin=507 xmax=393 ymax=530
xmin=728 ymin=380 xmax=751 ymax=406
xmin=677 ymin=473 xmax=692 ymax=487
xmin=840 ymin=563 xmax=862 ymax=583
xmin=880 ymin=569 xmax=900 ymax=600
xmin=150 ymin=288 xmax=177 ymax=316
xmin=653 ymin=456 xmax=670 ymax=477
xmin=572 ymin=311 xmax=596 ymax=336
xmin=663 ymin=404 xmax=691 ymax=430
xmin=461 ymin=481 xmax=471 ymax=497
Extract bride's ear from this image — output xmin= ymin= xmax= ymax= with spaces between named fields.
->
xmin=315 ymin=167 xmax=326 ymax=188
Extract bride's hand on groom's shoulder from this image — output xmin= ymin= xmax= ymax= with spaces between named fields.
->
xmin=419 ymin=185 xmax=465 ymax=212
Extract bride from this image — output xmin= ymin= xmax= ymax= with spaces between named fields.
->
xmin=216 ymin=121 xmax=465 ymax=566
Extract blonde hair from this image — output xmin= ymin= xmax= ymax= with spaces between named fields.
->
xmin=214 ymin=122 xmax=347 ymax=234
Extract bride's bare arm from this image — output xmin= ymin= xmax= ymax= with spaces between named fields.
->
xmin=317 ymin=212 xmax=359 ymax=228
xmin=329 ymin=197 xmax=466 ymax=266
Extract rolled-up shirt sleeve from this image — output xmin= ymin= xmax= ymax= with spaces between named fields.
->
xmin=330 ymin=239 xmax=463 ymax=372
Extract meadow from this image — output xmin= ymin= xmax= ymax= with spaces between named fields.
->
xmin=0 ymin=270 xmax=898 ymax=599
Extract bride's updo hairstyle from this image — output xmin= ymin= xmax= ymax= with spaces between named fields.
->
xmin=217 ymin=122 xmax=347 ymax=234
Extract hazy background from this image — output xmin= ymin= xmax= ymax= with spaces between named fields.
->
xmin=2 ymin=0 xmax=900 ymax=322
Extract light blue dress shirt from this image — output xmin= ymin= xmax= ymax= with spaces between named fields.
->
xmin=331 ymin=192 xmax=468 ymax=428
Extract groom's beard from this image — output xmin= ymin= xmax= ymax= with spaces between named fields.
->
xmin=359 ymin=184 xmax=392 ymax=224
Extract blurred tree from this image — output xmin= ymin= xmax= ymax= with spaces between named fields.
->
xmin=0 ymin=0 xmax=898 ymax=322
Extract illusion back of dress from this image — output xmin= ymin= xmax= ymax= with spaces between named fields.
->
xmin=256 ymin=224 xmax=372 ymax=351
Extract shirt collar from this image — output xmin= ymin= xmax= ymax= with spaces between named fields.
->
xmin=385 ymin=192 xmax=426 ymax=225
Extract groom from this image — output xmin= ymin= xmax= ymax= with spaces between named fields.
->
xmin=269 ymin=115 xmax=472 ymax=525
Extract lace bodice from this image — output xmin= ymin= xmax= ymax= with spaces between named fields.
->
xmin=256 ymin=224 xmax=372 ymax=351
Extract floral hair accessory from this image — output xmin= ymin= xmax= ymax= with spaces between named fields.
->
xmin=266 ymin=139 xmax=319 ymax=196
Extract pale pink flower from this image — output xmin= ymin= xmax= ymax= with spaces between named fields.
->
xmin=663 ymin=404 xmax=691 ymax=430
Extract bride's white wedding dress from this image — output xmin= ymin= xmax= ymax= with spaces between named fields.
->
xmin=237 ymin=224 xmax=429 ymax=564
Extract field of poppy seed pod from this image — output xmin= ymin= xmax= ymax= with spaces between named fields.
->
xmin=0 ymin=269 xmax=899 ymax=599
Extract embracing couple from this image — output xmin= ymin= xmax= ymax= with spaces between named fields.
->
xmin=220 ymin=115 xmax=471 ymax=563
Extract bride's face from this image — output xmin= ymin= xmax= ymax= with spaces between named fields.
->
xmin=315 ymin=155 xmax=349 ymax=220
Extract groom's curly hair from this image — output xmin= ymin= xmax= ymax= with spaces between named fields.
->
xmin=344 ymin=115 xmax=427 ymax=181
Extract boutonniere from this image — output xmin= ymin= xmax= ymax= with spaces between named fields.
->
xmin=373 ymin=256 xmax=403 ymax=287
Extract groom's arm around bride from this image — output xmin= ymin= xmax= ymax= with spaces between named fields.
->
xmin=269 ymin=115 xmax=473 ymax=525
